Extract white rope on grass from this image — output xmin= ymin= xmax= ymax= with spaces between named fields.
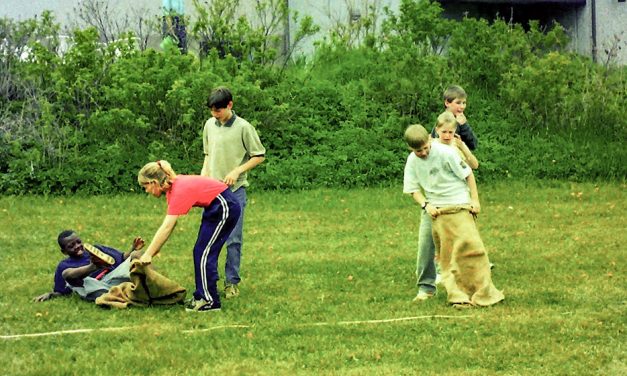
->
xmin=296 ymin=314 xmax=473 ymax=327
xmin=0 ymin=326 xmax=136 ymax=340
xmin=1 ymin=314 xmax=472 ymax=340
xmin=181 ymin=324 xmax=252 ymax=334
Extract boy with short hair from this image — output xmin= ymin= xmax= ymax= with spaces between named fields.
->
xmin=411 ymin=112 xmax=480 ymax=302
xmin=433 ymin=111 xmax=478 ymax=169
xmin=201 ymin=86 xmax=266 ymax=299
xmin=403 ymin=124 xmax=503 ymax=308
xmin=33 ymin=231 xmax=144 ymax=302
xmin=431 ymin=85 xmax=478 ymax=151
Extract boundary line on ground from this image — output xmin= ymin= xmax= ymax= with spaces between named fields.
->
xmin=295 ymin=315 xmax=472 ymax=327
xmin=1 ymin=314 xmax=472 ymax=340
xmin=0 ymin=326 xmax=136 ymax=340
xmin=181 ymin=324 xmax=252 ymax=334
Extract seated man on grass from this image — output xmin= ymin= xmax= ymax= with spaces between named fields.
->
xmin=32 ymin=230 xmax=145 ymax=302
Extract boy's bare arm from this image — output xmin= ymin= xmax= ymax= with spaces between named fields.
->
xmin=61 ymin=262 xmax=99 ymax=281
xmin=201 ymin=123 xmax=210 ymax=176
xmin=223 ymin=155 xmax=265 ymax=186
xmin=124 ymin=237 xmax=145 ymax=260
xmin=455 ymin=113 xmax=467 ymax=126
xmin=201 ymin=154 xmax=210 ymax=177
xmin=32 ymin=291 xmax=63 ymax=302
xmin=455 ymin=135 xmax=479 ymax=169
xmin=410 ymin=190 xmax=427 ymax=207
xmin=466 ymin=172 xmax=481 ymax=214
xmin=410 ymin=191 xmax=441 ymax=219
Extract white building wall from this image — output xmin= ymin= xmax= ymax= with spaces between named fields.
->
xmin=0 ymin=0 xmax=624 ymax=64
xmin=287 ymin=0 xmax=401 ymax=55
xmin=538 ymin=1 xmax=625 ymax=65
xmin=593 ymin=0 xmax=626 ymax=65
xmin=0 ymin=0 xmax=178 ymax=25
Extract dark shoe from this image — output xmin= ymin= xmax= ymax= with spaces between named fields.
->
xmin=185 ymin=298 xmax=221 ymax=312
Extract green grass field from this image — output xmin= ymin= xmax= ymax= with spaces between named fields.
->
xmin=1 ymin=181 xmax=625 ymax=375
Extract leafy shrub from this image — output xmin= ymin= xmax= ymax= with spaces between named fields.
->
xmin=501 ymin=52 xmax=626 ymax=138
xmin=0 ymin=1 xmax=624 ymax=195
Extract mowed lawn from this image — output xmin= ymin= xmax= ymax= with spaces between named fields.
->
xmin=0 ymin=181 xmax=624 ymax=375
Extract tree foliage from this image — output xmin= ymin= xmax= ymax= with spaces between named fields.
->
xmin=0 ymin=0 xmax=624 ymax=194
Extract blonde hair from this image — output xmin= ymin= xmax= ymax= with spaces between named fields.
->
xmin=404 ymin=124 xmax=429 ymax=149
xmin=443 ymin=85 xmax=467 ymax=103
xmin=435 ymin=111 xmax=457 ymax=130
xmin=138 ymin=160 xmax=177 ymax=188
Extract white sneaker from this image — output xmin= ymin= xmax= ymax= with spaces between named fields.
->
xmin=435 ymin=274 xmax=443 ymax=285
xmin=412 ymin=291 xmax=435 ymax=302
xmin=224 ymin=284 xmax=239 ymax=299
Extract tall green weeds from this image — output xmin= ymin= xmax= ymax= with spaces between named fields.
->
xmin=0 ymin=0 xmax=625 ymax=194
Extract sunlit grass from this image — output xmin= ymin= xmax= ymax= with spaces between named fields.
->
xmin=0 ymin=181 xmax=624 ymax=375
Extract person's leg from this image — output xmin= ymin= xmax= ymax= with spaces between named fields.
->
xmin=224 ymin=187 xmax=247 ymax=294
xmin=190 ymin=192 xmax=241 ymax=310
xmin=73 ymin=259 xmax=134 ymax=301
xmin=415 ymin=211 xmax=437 ymax=299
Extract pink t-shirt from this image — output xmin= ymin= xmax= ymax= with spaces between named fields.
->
xmin=166 ymin=175 xmax=228 ymax=215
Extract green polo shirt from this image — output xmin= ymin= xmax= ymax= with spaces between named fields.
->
xmin=202 ymin=113 xmax=266 ymax=191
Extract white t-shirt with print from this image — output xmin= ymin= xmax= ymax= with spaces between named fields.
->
xmin=403 ymin=142 xmax=472 ymax=206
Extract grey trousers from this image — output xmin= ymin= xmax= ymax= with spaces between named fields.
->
xmin=416 ymin=211 xmax=437 ymax=294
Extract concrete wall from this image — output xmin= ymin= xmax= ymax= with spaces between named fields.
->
xmin=287 ymin=0 xmax=401 ymax=55
xmin=589 ymin=0 xmax=626 ymax=65
xmin=551 ymin=1 xmax=626 ymax=65
xmin=0 ymin=0 xmax=401 ymax=55
xmin=0 ymin=0 xmax=624 ymax=64
xmin=0 ymin=0 xmax=176 ymax=26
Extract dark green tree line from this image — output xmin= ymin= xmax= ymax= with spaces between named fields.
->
xmin=0 ymin=0 xmax=624 ymax=194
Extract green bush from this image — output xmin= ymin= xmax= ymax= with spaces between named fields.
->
xmin=501 ymin=52 xmax=626 ymax=138
xmin=0 ymin=1 xmax=624 ymax=195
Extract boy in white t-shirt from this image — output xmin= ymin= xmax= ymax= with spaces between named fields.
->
xmin=403 ymin=124 xmax=503 ymax=308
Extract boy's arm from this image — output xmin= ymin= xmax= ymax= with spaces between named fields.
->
xmin=466 ymin=171 xmax=481 ymax=214
xmin=61 ymin=262 xmax=99 ymax=281
xmin=32 ymin=291 xmax=63 ymax=302
xmin=123 ymin=237 xmax=145 ymax=259
xmin=40 ymin=259 xmax=104 ymax=301
xmin=201 ymin=156 xmax=210 ymax=177
xmin=456 ymin=122 xmax=478 ymax=151
xmin=201 ymin=155 xmax=210 ymax=177
xmin=223 ymin=121 xmax=267 ymax=185
xmin=223 ymin=155 xmax=265 ymax=186
xmin=200 ymin=121 xmax=211 ymax=176
xmin=410 ymin=191 xmax=441 ymax=219
xmin=455 ymin=136 xmax=479 ymax=169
